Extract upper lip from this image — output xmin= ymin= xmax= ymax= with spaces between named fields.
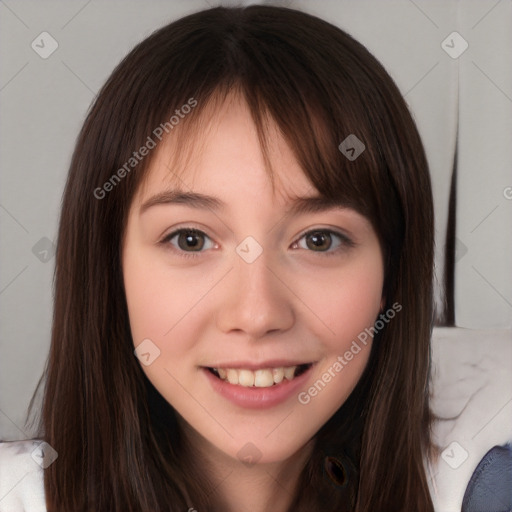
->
xmin=203 ymin=360 xmax=315 ymax=370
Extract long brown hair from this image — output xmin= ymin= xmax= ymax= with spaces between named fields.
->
xmin=32 ymin=5 xmax=435 ymax=511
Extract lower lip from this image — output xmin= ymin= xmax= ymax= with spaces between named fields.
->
xmin=202 ymin=365 xmax=315 ymax=409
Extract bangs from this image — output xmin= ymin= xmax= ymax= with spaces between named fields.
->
xmin=129 ymin=6 xmax=397 ymax=219
xmin=87 ymin=4 xmax=412 ymax=294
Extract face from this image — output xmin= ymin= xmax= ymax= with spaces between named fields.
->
xmin=122 ymin=94 xmax=384 ymax=466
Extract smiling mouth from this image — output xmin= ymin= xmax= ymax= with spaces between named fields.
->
xmin=206 ymin=363 xmax=313 ymax=388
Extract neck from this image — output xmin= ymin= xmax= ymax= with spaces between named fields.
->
xmin=180 ymin=424 xmax=314 ymax=512
xmin=211 ymin=445 xmax=312 ymax=512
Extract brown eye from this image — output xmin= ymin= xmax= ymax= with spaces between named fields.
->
xmin=293 ymin=229 xmax=354 ymax=256
xmin=177 ymin=230 xmax=204 ymax=251
xmin=305 ymin=231 xmax=333 ymax=251
xmin=163 ymin=228 xmax=214 ymax=255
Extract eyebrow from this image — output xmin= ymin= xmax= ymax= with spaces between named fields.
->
xmin=139 ymin=190 xmax=351 ymax=216
xmin=140 ymin=190 xmax=222 ymax=214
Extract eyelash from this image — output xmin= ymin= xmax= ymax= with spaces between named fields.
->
xmin=159 ymin=227 xmax=355 ymax=260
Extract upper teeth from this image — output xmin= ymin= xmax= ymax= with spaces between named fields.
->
xmin=215 ymin=366 xmax=299 ymax=387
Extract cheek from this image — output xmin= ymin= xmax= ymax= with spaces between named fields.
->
xmin=330 ymin=273 xmax=382 ymax=345
xmin=292 ymin=252 xmax=383 ymax=413
xmin=123 ymin=245 xmax=216 ymax=347
xmin=123 ymin=251 xmax=175 ymax=345
xmin=122 ymin=247 xmax=209 ymax=396
xmin=298 ymin=257 xmax=384 ymax=353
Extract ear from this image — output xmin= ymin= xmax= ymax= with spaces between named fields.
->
xmin=380 ymin=297 xmax=385 ymax=312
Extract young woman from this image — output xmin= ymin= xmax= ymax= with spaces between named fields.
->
xmin=0 ymin=5 xmax=438 ymax=511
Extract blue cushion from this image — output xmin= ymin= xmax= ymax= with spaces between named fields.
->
xmin=462 ymin=444 xmax=512 ymax=512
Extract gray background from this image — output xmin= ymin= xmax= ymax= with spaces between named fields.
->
xmin=1 ymin=0 xmax=511 ymax=441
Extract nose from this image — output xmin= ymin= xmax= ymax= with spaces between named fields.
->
xmin=215 ymin=250 xmax=295 ymax=339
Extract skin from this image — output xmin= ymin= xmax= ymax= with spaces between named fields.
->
xmin=122 ymin=92 xmax=384 ymax=512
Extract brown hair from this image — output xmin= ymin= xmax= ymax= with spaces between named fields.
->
xmin=31 ymin=5 xmax=435 ymax=511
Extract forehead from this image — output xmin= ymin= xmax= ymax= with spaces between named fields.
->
xmin=134 ymin=92 xmax=316 ymax=208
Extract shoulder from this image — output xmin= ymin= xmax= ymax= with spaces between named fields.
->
xmin=427 ymin=327 xmax=512 ymax=512
xmin=0 ymin=439 xmax=47 ymax=512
